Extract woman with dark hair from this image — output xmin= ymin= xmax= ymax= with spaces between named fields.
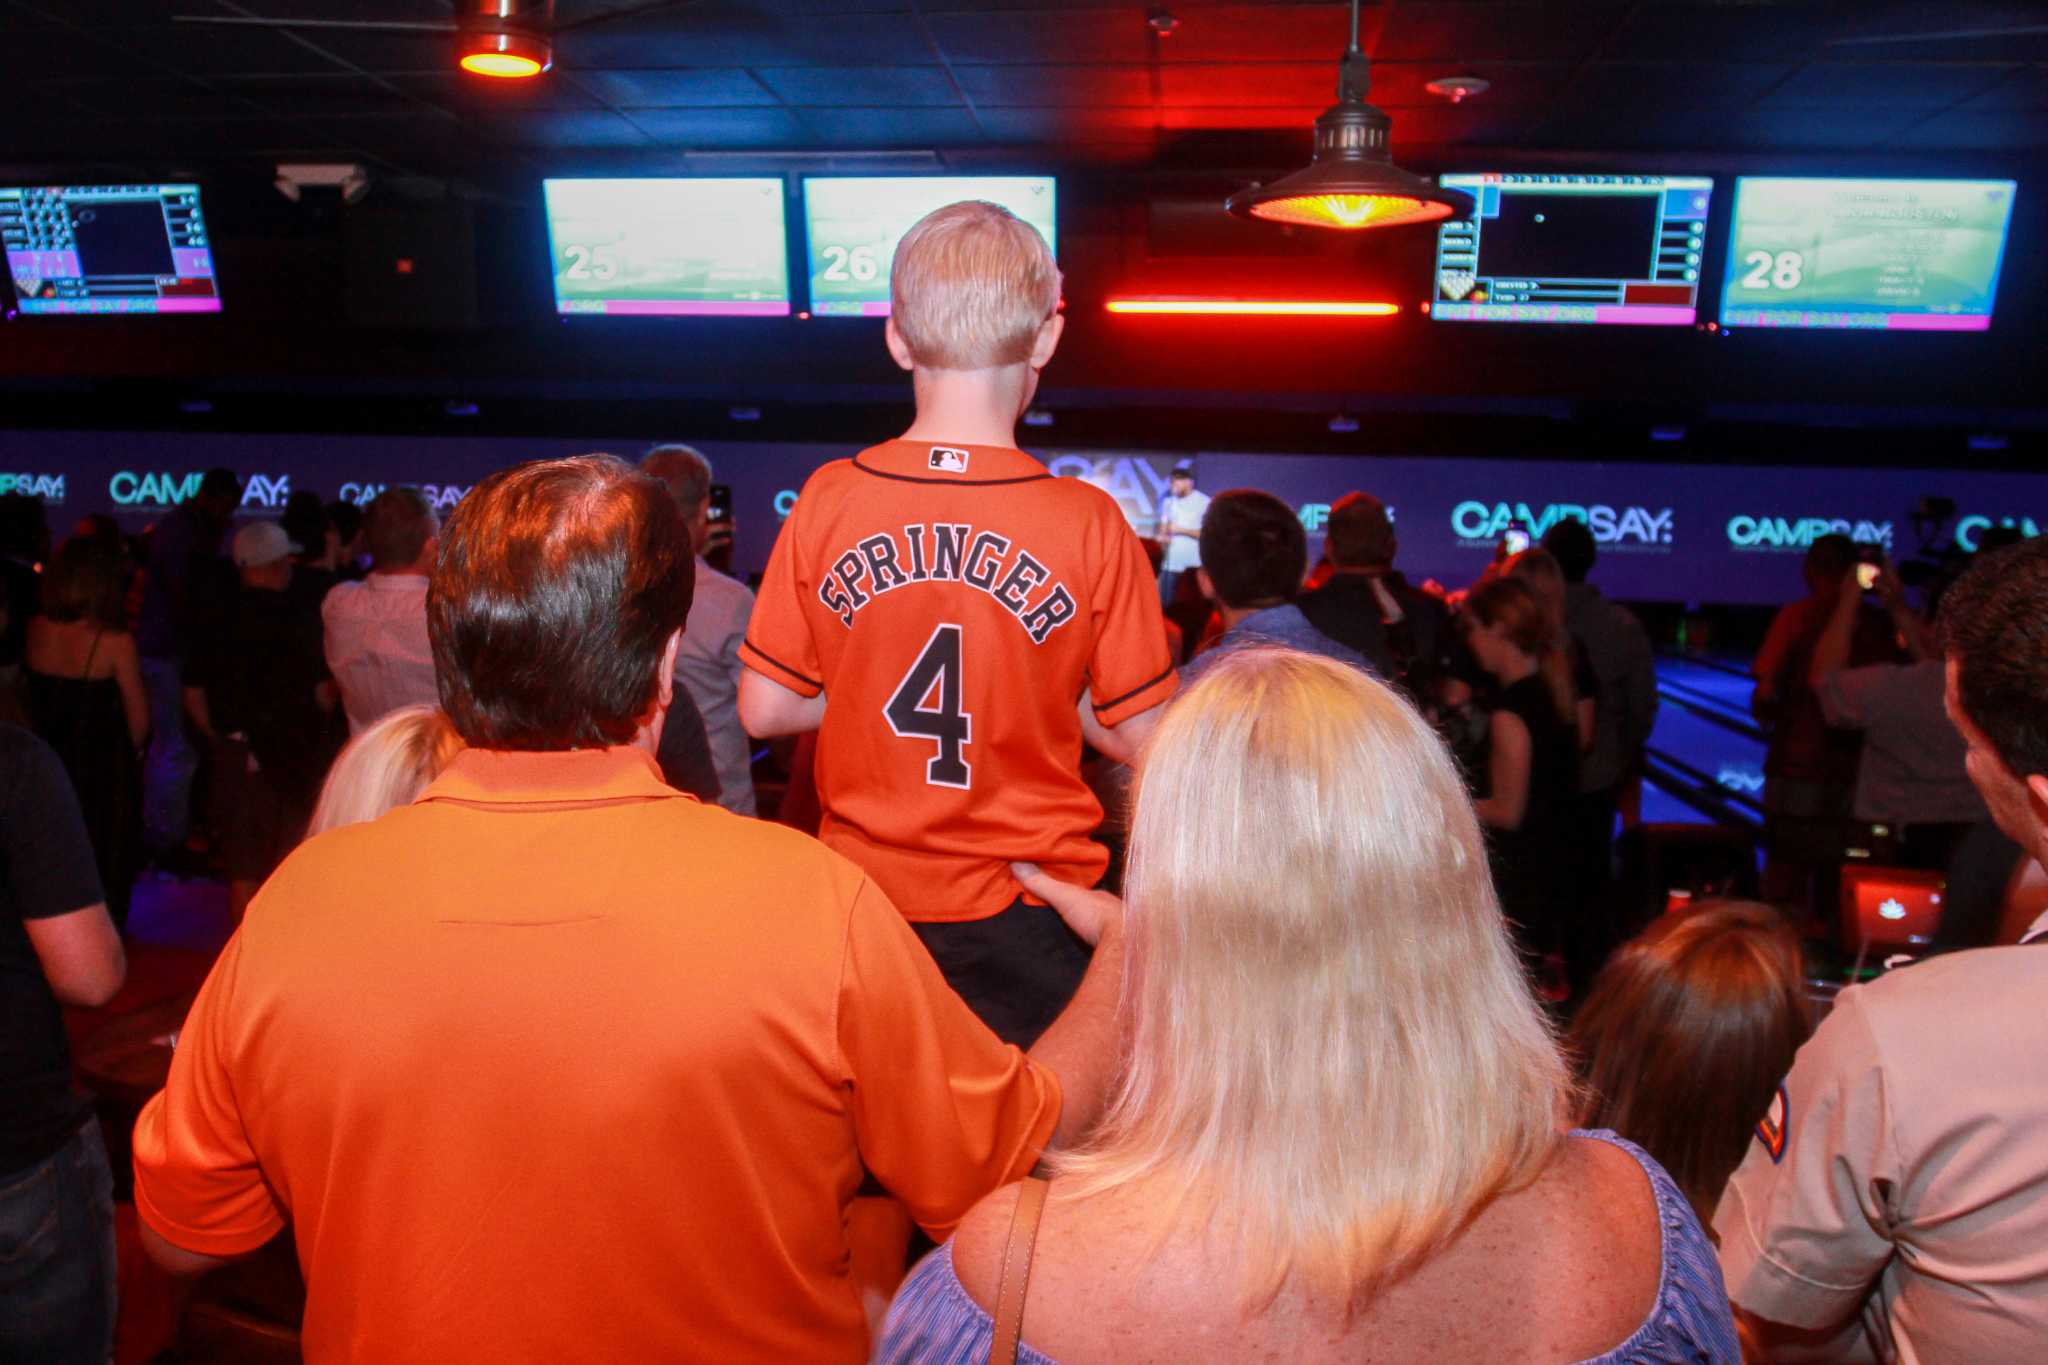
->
xmin=26 ymin=535 xmax=149 ymax=925
xmin=1568 ymin=902 xmax=1811 ymax=1225
xmin=1463 ymin=576 xmax=1580 ymax=980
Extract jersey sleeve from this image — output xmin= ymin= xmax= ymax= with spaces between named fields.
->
xmin=1712 ymin=987 xmax=1899 ymax=1331
xmin=1084 ymin=509 xmax=1178 ymax=727
xmin=835 ymin=876 xmax=1060 ymax=1238
xmin=738 ymin=493 xmax=825 ymax=698
xmin=132 ymin=932 xmax=289 ymax=1258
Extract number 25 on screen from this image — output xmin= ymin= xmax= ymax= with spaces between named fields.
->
xmin=562 ymin=245 xmax=618 ymax=282
xmin=821 ymin=245 xmax=880 ymax=283
xmin=1741 ymin=250 xmax=1804 ymax=291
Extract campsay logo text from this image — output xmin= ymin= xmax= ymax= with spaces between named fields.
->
xmin=1955 ymin=515 xmax=2040 ymax=552
xmin=338 ymin=481 xmax=472 ymax=513
xmin=1726 ymin=515 xmax=1894 ymax=552
xmin=110 ymin=471 xmax=290 ymax=511
xmin=1452 ymin=501 xmax=1673 ymax=551
xmin=0 ymin=473 xmax=64 ymax=502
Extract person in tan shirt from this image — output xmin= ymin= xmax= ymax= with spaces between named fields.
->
xmin=1716 ymin=535 xmax=2048 ymax=1363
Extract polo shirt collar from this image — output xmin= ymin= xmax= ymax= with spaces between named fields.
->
xmin=418 ymin=746 xmax=681 ymax=807
xmin=851 ymin=439 xmax=1050 ymax=487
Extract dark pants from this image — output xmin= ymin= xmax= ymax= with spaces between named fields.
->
xmin=1562 ymin=787 xmax=1622 ymax=998
xmin=0 ymin=1117 xmax=116 ymax=1365
xmin=912 ymin=897 xmax=1093 ymax=1048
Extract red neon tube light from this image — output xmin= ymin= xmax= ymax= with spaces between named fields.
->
xmin=1104 ymin=299 xmax=1400 ymax=317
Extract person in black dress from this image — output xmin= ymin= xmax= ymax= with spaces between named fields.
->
xmin=25 ymin=536 xmax=149 ymax=927
xmin=1463 ymin=576 xmax=1581 ymax=983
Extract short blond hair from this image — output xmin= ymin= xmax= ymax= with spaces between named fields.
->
xmin=889 ymin=200 xmax=1059 ymax=370
xmin=306 ymin=705 xmax=464 ymax=838
xmin=1054 ymin=648 xmax=1571 ymax=1304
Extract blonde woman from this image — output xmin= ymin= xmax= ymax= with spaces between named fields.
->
xmin=879 ymin=648 xmax=1737 ymax=1363
xmin=304 ymin=704 xmax=463 ymax=838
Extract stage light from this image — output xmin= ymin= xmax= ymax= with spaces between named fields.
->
xmin=1226 ymin=0 xmax=1469 ymax=231
xmin=1104 ymin=299 xmax=1400 ymax=317
xmin=459 ymin=30 xmax=551 ymax=78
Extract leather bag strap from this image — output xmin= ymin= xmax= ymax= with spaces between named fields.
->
xmin=988 ymin=1177 xmax=1050 ymax=1365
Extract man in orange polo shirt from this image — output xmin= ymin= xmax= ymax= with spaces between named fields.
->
xmin=132 ymin=456 xmax=1123 ymax=1363
xmin=740 ymin=201 xmax=1176 ymax=1046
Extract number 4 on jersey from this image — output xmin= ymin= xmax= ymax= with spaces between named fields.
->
xmin=885 ymin=624 xmax=972 ymax=789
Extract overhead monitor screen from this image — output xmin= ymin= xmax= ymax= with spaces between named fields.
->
xmin=2 ymin=184 xmax=220 ymax=315
xmin=1720 ymin=177 xmax=2016 ymax=331
xmin=1431 ymin=173 xmax=1713 ymax=326
xmin=802 ymin=176 xmax=1056 ymax=317
xmin=542 ymin=178 xmax=791 ymax=317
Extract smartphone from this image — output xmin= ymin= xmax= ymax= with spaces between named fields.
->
xmin=1502 ymin=527 xmax=1532 ymax=555
xmin=1853 ymin=542 xmax=1882 ymax=592
xmin=1856 ymin=562 xmax=1881 ymax=592
xmin=707 ymin=484 xmax=732 ymax=525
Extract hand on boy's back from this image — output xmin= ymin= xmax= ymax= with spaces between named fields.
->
xmin=1012 ymin=861 xmax=1123 ymax=946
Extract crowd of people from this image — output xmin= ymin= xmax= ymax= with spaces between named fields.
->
xmin=5 ymin=199 xmax=2047 ymax=1364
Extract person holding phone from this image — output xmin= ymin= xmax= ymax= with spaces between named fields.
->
xmin=1751 ymin=535 xmax=1909 ymax=913
xmin=1155 ymin=464 xmax=1210 ymax=608
xmin=1807 ymin=551 xmax=1982 ymax=870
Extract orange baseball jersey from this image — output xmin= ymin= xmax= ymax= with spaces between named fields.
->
xmin=741 ymin=439 xmax=1178 ymax=922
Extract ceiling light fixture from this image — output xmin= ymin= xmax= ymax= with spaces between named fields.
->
xmin=457 ymin=2 xmax=553 ymax=79
xmin=1227 ymin=0 xmax=1470 ymax=231
xmin=1105 ymin=298 xmax=1400 ymax=317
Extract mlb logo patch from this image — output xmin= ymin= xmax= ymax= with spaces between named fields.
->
xmin=928 ymin=446 xmax=971 ymax=474
xmin=1757 ymin=1084 xmax=1788 ymax=1163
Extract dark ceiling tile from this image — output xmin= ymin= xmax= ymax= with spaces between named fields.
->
xmin=925 ymin=11 xmax=1154 ymax=64
xmin=0 ymin=24 xmax=159 ymax=80
xmin=801 ymin=107 xmax=985 ymax=145
xmin=1151 ymin=7 xmax=1356 ymax=64
xmin=1957 ymin=64 xmax=2048 ymax=109
xmin=1157 ymin=105 xmax=1327 ymax=131
xmin=1158 ymin=63 xmax=1329 ymax=107
xmin=387 ymin=73 xmax=607 ymax=112
xmin=106 ymin=23 xmax=400 ymax=76
xmin=1707 ymin=106 xmax=1925 ymax=151
xmin=754 ymin=66 xmax=963 ymax=107
xmin=625 ymin=106 xmax=814 ymax=148
xmin=1569 ymin=62 xmax=1801 ymax=108
xmin=1761 ymin=62 xmax=2019 ymax=108
xmin=975 ymin=105 xmax=1159 ymax=142
xmin=1893 ymin=108 xmax=2048 ymax=149
xmin=214 ymin=74 xmax=423 ymax=120
xmin=495 ymin=109 xmax=656 ymax=148
xmin=1607 ymin=5 xmax=1843 ymax=63
xmin=557 ymin=7 xmax=931 ymax=66
xmin=955 ymin=64 xmax=1156 ymax=107
xmin=1374 ymin=2 xmax=1624 ymax=63
xmin=565 ymin=69 xmax=782 ymax=107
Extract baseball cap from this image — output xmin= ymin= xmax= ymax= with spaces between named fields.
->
xmin=232 ymin=520 xmax=299 ymax=569
xmin=1171 ymin=462 xmax=1195 ymax=478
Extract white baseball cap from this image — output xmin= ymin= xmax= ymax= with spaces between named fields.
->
xmin=232 ymin=520 xmax=299 ymax=568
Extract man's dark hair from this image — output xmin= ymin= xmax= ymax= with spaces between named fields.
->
xmin=281 ymin=490 xmax=330 ymax=561
xmin=1541 ymin=517 xmax=1597 ymax=584
xmin=326 ymin=499 xmax=364 ymax=549
xmin=0 ymin=492 xmax=49 ymax=559
xmin=429 ymin=455 xmax=693 ymax=751
xmin=1942 ymin=535 xmax=2048 ymax=780
xmin=1324 ymin=492 xmax=1397 ymax=570
xmin=363 ymin=487 xmax=437 ymax=572
xmin=198 ymin=468 xmax=241 ymax=508
xmin=1802 ymin=533 xmax=1856 ymax=592
xmin=1199 ymin=489 xmax=1306 ymax=609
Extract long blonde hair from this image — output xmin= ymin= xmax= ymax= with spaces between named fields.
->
xmin=1504 ymin=547 xmax=1579 ymax=726
xmin=306 ymin=705 xmax=464 ymax=838
xmin=1054 ymin=648 xmax=1572 ymax=1305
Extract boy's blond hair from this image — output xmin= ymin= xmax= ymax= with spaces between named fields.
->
xmin=890 ymin=200 xmax=1060 ymax=370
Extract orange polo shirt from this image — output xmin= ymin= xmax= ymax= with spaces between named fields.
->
xmin=133 ymin=747 xmax=1060 ymax=1364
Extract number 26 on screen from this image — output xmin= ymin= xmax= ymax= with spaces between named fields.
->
xmin=821 ymin=245 xmax=880 ymax=283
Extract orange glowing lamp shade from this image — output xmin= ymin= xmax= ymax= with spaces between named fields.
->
xmin=1245 ymin=192 xmax=1454 ymax=231
xmin=1105 ymin=299 xmax=1399 ymax=317
xmin=458 ymin=31 xmax=551 ymax=79
xmin=461 ymin=51 xmax=544 ymax=77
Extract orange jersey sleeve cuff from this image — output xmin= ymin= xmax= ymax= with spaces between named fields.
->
xmin=1090 ymin=664 xmax=1177 ymax=728
xmin=739 ymin=637 xmax=823 ymax=698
